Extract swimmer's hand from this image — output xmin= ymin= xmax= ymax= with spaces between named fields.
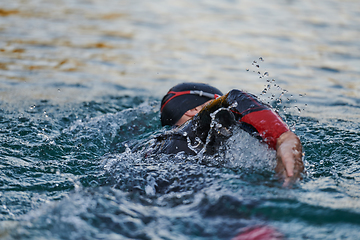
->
xmin=275 ymin=131 xmax=304 ymax=187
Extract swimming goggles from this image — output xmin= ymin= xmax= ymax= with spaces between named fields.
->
xmin=161 ymin=90 xmax=222 ymax=112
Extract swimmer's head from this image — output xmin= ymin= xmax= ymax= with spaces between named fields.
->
xmin=160 ymin=82 xmax=223 ymax=126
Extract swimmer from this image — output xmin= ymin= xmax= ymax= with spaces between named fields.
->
xmin=152 ymin=82 xmax=304 ymax=186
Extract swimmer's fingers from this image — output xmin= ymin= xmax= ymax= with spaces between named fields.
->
xmin=275 ymin=131 xmax=304 ymax=187
xmin=282 ymin=158 xmax=304 ymax=187
xmin=287 ymin=153 xmax=305 ymax=186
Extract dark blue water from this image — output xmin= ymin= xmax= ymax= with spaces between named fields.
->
xmin=1 ymin=0 xmax=360 ymax=239
xmin=1 ymin=89 xmax=360 ymax=239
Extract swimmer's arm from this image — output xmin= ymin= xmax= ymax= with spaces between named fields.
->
xmin=275 ymin=131 xmax=304 ymax=187
xmin=202 ymin=89 xmax=305 ymax=186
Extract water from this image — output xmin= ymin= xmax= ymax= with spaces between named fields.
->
xmin=1 ymin=0 xmax=360 ymax=239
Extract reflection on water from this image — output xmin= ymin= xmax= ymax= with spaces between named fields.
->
xmin=1 ymin=0 xmax=359 ymax=103
xmin=1 ymin=0 xmax=360 ymax=239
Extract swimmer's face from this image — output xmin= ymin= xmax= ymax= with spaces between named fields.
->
xmin=195 ymin=100 xmax=213 ymax=114
xmin=175 ymin=99 xmax=214 ymax=126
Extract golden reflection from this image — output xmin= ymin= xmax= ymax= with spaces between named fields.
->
xmin=0 ymin=9 xmax=19 ymax=16
xmin=98 ymin=13 xmax=127 ymax=20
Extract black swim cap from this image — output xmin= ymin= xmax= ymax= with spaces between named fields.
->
xmin=160 ymin=82 xmax=223 ymax=126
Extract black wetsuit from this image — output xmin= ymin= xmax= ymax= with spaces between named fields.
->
xmin=151 ymin=89 xmax=289 ymax=155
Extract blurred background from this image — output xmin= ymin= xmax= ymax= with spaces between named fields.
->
xmin=1 ymin=0 xmax=359 ymax=109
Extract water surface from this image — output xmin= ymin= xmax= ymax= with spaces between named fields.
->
xmin=1 ymin=0 xmax=360 ymax=239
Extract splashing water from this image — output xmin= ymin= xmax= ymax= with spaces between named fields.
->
xmin=1 ymin=0 xmax=360 ymax=239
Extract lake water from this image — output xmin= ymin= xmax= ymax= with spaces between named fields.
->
xmin=1 ymin=0 xmax=360 ymax=239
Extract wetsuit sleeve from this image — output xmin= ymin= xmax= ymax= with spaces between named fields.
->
xmin=240 ymin=109 xmax=289 ymax=149
xmin=227 ymin=90 xmax=289 ymax=149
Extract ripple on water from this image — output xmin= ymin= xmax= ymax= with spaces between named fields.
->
xmin=1 ymin=94 xmax=360 ymax=239
xmin=1 ymin=0 xmax=360 ymax=239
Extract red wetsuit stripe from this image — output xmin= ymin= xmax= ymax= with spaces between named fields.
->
xmin=240 ymin=109 xmax=289 ymax=149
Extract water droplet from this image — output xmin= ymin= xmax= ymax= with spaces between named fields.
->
xmin=259 ymin=57 xmax=264 ymax=61
xmin=231 ymin=101 xmax=238 ymax=108
xmin=246 ymin=68 xmax=249 ymax=71
xmin=263 ymin=72 xmax=269 ymax=76
xmin=256 ymin=65 xmax=259 ymax=68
